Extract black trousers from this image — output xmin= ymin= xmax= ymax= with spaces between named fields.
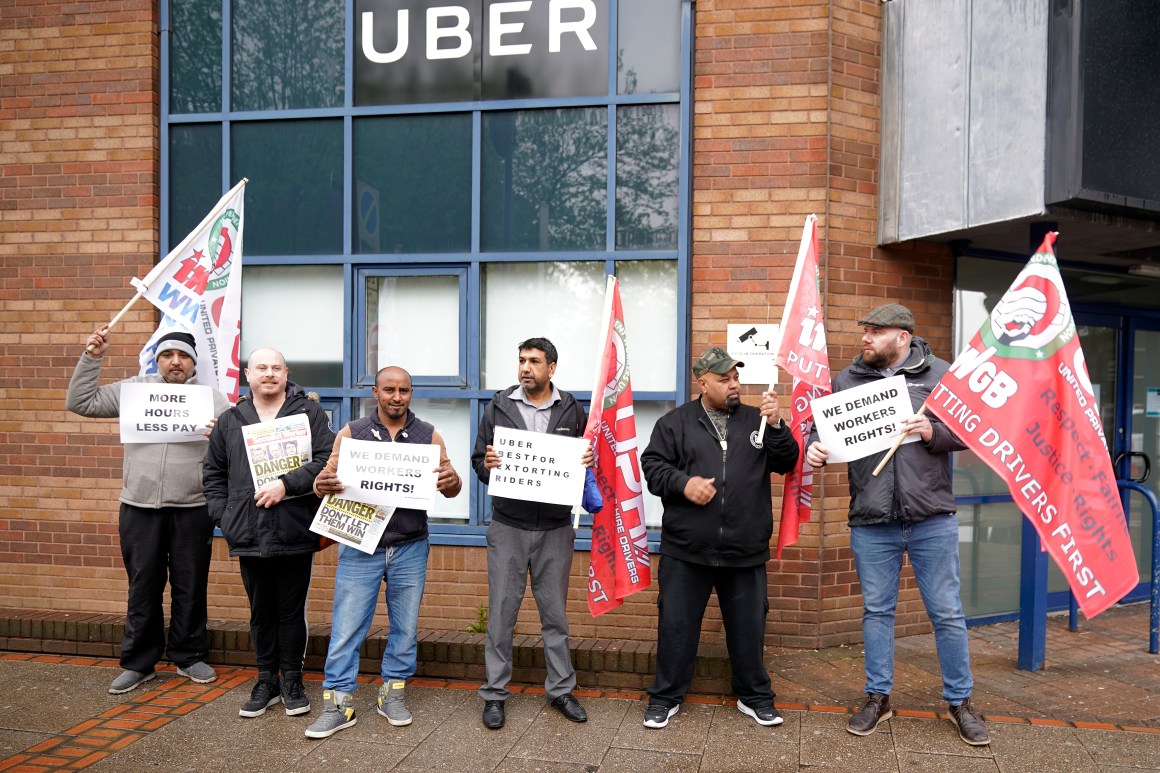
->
xmin=647 ymin=555 xmax=774 ymax=709
xmin=237 ymin=553 xmax=313 ymax=675
xmin=118 ymin=503 xmax=213 ymax=672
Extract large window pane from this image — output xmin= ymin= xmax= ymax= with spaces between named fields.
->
xmin=482 ymin=261 xmax=604 ymax=390
xmin=170 ymin=0 xmax=222 ymax=114
xmin=168 ymin=125 xmax=222 ymax=251
xmin=241 ymin=265 xmax=344 ymax=388
xmin=354 ymin=115 xmax=472 ymax=253
xmin=634 ymin=400 xmax=676 ymax=528
xmin=232 ymin=120 xmax=343 ymax=255
xmin=617 ymin=0 xmax=680 ymax=94
xmin=482 ymin=108 xmax=607 ymax=251
xmin=232 ymin=0 xmax=344 ymax=111
xmin=354 ymin=397 xmax=471 ymax=522
xmin=365 ymin=274 xmax=462 ymax=378
xmin=616 ymin=260 xmax=677 ymax=391
xmin=616 ymin=104 xmax=679 ymax=250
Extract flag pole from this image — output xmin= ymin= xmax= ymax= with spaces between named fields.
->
xmin=86 ymin=178 xmax=249 ymax=354
xmin=871 ymin=403 xmax=928 ymax=477
xmin=577 ymin=274 xmax=617 ymax=530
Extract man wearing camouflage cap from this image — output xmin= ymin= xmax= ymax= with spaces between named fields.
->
xmin=806 ymin=303 xmax=989 ymax=746
xmin=639 ymin=346 xmax=798 ymax=730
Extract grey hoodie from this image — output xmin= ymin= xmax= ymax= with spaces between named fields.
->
xmin=66 ymin=352 xmax=231 ymax=508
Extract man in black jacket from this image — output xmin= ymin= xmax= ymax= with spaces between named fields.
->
xmin=203 ymin=348 xmax=334 ymax=720
xmin=805 ymin=303 xmax=988 ymax=746
xmin=472 ymin=337 xmax=593 ymax=730
xmin=640 ymin=346 xmax=798 ymax=730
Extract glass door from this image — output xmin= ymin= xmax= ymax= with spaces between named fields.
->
xmin=1120 ymin=322 xmax=1160 ymax=601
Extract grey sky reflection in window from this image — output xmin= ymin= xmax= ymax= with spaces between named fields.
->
xmin=616 ymin=104 xmax=679 ymax=250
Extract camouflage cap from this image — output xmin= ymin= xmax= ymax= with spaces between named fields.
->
xmin=692 ymin=346 xmax=744 ymax=377
xmin=857 ymin=303 xmax=914 ymax=333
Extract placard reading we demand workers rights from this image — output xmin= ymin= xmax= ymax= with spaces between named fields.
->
xmin=810 ymin=375 xmax=920 ymax=463
xmin=487 ymin=426 xmax=588 ymax=507
xmin=335 ymin=436 xmax=440 ymax=512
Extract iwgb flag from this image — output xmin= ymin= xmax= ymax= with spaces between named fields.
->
xmin=773 ymin=215 xmax=831 ymax=558
xmin=584 ymin=275 xmax=651 ymax=616
xmin=926 ymin=232 xmax=1137 ymax=617
xmin=137 ymin=180 xmax=245 ymax=403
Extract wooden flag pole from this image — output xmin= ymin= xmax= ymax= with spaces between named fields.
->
xmin=84 ymin=292 xmax=144 ymax=354
xmin=871 ymin=403 xmax=927 ymax=477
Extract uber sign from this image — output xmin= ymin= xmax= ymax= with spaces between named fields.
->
xmin=355 ymin=0 xmax=609 ymax=106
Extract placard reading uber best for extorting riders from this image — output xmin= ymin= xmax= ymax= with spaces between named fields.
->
xmin=809 ymin=375 xmax=920 ymax=463
xmin=335 ymin=436 xmax=440 ymax=511
xmin=118 ymin=383 xmax=214 ymax=444
xmin=487 ymin=426 xmax=587 ymax=507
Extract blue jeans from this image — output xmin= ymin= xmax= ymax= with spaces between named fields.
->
xmin=322 ymin=539 xmax=429 ymax=693
xmin=850 ymin=514 xmax=973 ymax=704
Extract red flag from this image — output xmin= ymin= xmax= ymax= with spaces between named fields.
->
xmin=584 ymin=276 xmax=651 ymax=616
xmin=773 ymin=215 xmax=831 ymax=558
xmin=926 ymin=232 xmax=1137 ymax=617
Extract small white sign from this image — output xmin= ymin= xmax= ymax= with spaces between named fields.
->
xmin=119 ymin=383 xmax=214 ymax=444
xmin=310 ymin=495 xmax=394 ymax=554
xmin=727 ymin=323 xmax=780 ymax=385
xmin=1147 ymin=387 xmax=1160 ymax=418
xmin=810 ymin=375 xmax=920 ymax=463
xmin=240 ymin=414 xmax=312 ymax=489
xmin=488 ymin=426 xmax=587 ymax=507
xmin=336 ymin=437 xmax=440 ymax=511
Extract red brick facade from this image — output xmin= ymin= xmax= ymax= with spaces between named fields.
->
xmin=1 ymin=1 xmax=956 ymax=653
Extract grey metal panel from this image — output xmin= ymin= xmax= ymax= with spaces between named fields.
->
xmin=878 ymin=2 xmax=903 ymax=243
xmin=896 ymin=0 xmax=970 ymax=240
xmin=967 ymin=0 xmax=1048 ymax=226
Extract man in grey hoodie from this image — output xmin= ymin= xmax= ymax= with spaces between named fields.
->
xmin=67 ymin=328 xmax=231 ymax=694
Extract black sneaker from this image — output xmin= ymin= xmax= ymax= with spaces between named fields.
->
xmin=239 ymin=673 xmax=282 ymax=718
xmin=847 ymin=693 xmax=892 ymax=736
xmin=737 ymin=700 xmax=783 ymax=727
xmin=282 ymin=671 xmax=310 ymax=716
xmin=643 ymin=702 xmax=679 ymax=729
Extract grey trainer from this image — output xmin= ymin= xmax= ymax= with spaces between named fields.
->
xmin=377 ymin=679 xmax=412 ymax=726
xmin=108 ymin=669 xmax=156 ymax=695
xmin=177 ymin=661 xmax=217 ymax=684
xmin=305 ymin=690 xmax=357 ymax=739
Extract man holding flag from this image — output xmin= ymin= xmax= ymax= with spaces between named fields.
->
xmin=805 ymin=304 xmax=988 ymax=746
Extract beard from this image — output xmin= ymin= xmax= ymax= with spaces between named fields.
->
xmin=724 ymin=394 xmax=741 ymax=410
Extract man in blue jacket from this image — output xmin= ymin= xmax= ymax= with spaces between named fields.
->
xmin=805 ymin=303 xmax=988 ymax=746
xmin=640 ymin=346 xmax=798 ymax=730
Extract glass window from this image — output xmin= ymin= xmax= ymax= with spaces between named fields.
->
xmin=231 ymin=0 xmax=345 ymax=111
xmin=353 ymin=115 xmax=472 ymax=253
xmin=616 ymin=259 xmax=677 ymax=391
xmin=354 ymin=396 xmax=471 ymax=522
xmin=481 ymin=0 xmax=609 ymax=100
xmin=241 ymin=265 xmax=344 ymax=388
xmin=617 ymin=0 xmax=680 ymax=94
xmin=168 ymin=125 xmax=223 ymax=251
xmin=481 ymin=261 xmax=604 ymax=390
xmin=634 ymin=400 xmax=676 ymax=528
xmin=481 ymin=108 xmax=607 ymax=252
xmin=170 ymin=0 xmax=222 ymax=114
xmin=364 ymin=273 xmax=463 ymax=380
xmin=231 ymin=119 xmax=344 ymax=255
xmin=616 ymin=104 xmax=680 ymax=250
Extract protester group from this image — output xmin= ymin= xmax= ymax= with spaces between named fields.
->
xmin=66 ymin=297 xmax=997 ymax=748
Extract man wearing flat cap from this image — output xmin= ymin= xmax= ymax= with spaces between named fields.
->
xmin=639 ymin=346 xmax=799 ymax=730
xmin=67 ymin=327 xmax=231 ymax=695
xmin=805 ymin=303 xmax=989 ymax=747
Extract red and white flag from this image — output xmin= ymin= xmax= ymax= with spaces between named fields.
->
xmin=773 ymin=215 xmax=831 ymax=558
xmin=137 ymin=180 xmax=245 ymax=403
xmin=584 ymin=275 xmax=651 ymax=616
xmin=926 ymin=232 xmax=1137 ymax=617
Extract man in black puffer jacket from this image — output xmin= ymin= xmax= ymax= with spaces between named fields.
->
xmin=203 ymin=347 xmax=334 ymax=720
xmin=640 ymin=346 xmax=798 ymax=731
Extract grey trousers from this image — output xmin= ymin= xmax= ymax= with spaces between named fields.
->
xmin=479 ymin=519 xmax=577 ymax=701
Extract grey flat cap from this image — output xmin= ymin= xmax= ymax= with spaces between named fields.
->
xmin=857 ymin=303 xmax=914 ymax=333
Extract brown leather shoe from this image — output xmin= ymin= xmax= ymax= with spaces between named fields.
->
xmin=846 ymin=693 xmax=892 ymax=736
xmin=949 ymin=698 xmax=990 ymax=746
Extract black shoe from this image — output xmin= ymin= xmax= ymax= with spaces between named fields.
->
xmin=240 ymin=672 xmax=282 ymax=718
xmin=281 ymin=671 xmax=310 ymax=716
xmin=643 ymin=702 xmax=679 ymax=729
xmin=482 ymin=699 xmax=505 ymax=729
xmin=550 ymin=693 xmax=588 ymax=723
xmin=847 ymin=693 xmax=891 ymax=736
xmin=949 ymin=698 xmax=990 ymax=746
xmin=737 ymin=700 xmax=783 ymax=727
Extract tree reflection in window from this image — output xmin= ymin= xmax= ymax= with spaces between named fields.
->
xmin=616 ymin=104 xmax=679 ymax=250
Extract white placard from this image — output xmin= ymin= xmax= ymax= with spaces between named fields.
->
xmin=336 ymin=437 xmax=440 ymax=511
xmin=310 ymin=495 xmax=394 ymax=554
xmin=810 ymin=375 xmax=920 ymax=463
xmin=727 ymin=323 xmax=780 ymax=385
xmin=119 ymin=383 xmax=214 ymax=444
xmin=240 ymin=414 xmax=313 ymax=489
xmin=487 ymin=426 xmax=587 ymax=507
